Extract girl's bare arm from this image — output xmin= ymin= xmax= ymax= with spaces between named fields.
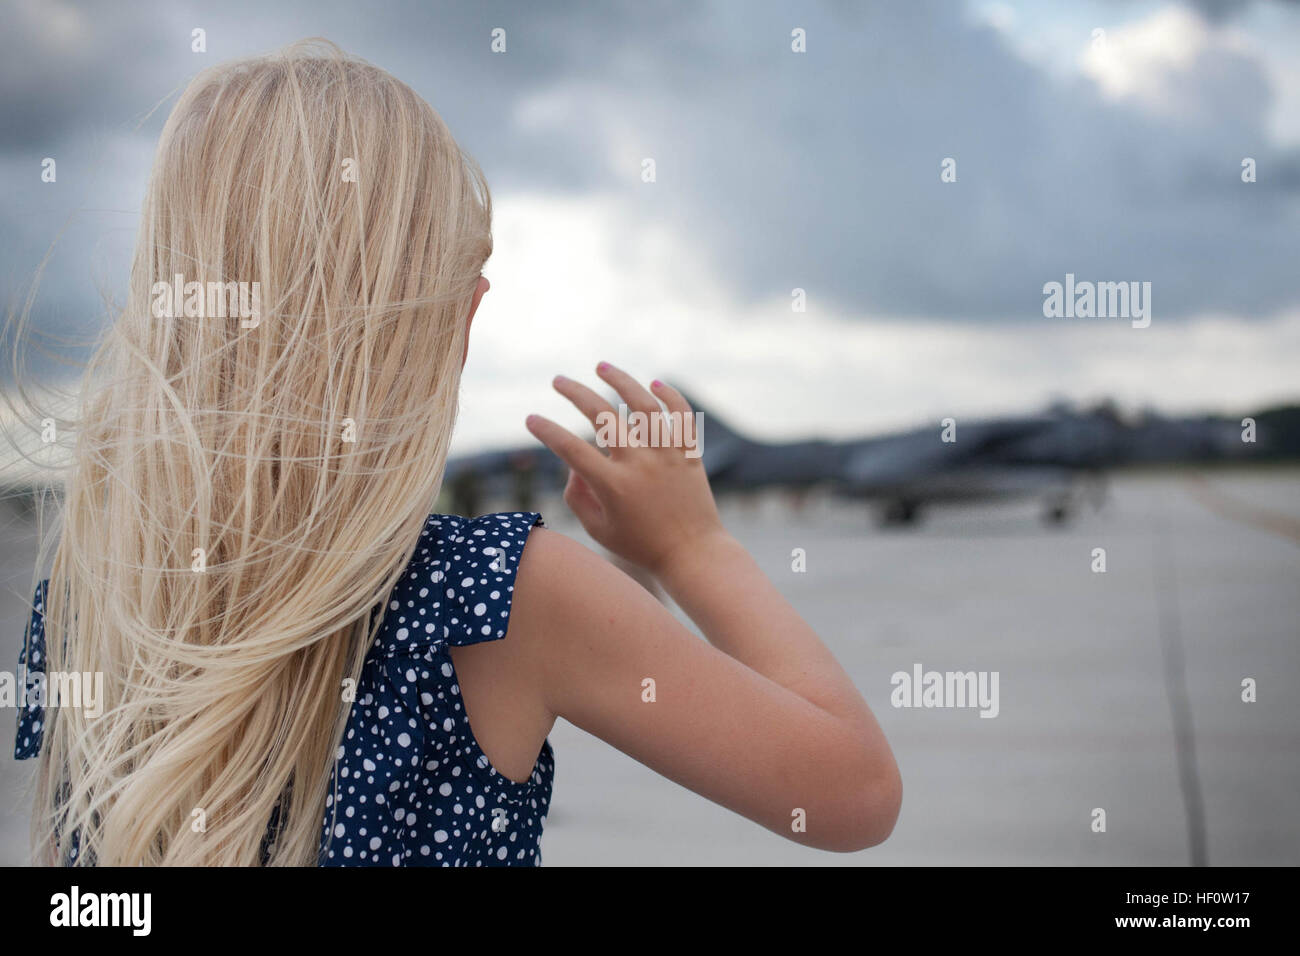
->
xmin=511 ymin=364 xmax=901 ymax=851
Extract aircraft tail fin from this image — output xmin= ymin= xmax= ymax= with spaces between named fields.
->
xmin=673 ymin=388 xmax=750 ymax=448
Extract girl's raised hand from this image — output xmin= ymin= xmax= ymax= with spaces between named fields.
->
xmin=526 ymin=362 xmax=726 ymax=577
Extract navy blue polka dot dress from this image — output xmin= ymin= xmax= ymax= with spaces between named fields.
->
xmin=13 ymin=511 xmax=554 ymax=867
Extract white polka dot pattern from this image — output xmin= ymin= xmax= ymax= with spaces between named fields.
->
xmin=318 ymin=511 xmax=553 ymax=866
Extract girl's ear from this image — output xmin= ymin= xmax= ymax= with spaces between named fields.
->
xmin=462 ymin=276 xmax=490 ymax=368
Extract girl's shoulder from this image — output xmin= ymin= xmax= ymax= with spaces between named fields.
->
xmin=374 ymin=511 xmax=544 ymax=658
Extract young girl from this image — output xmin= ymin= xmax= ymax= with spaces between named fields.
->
xmin=12 ymin=40 xmax=900 ymax=866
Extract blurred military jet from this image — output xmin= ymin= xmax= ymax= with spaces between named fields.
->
xmin=438 ymin=392 xmax=1277 ymax=527
xmin=689 ymin=395 xmax=1256 ymax=525
xmin=687 ymin=396 xmax=1088 ymax=525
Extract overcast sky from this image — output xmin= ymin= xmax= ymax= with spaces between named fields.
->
xmin=3 ymin=0 xmax=1299 ymax=451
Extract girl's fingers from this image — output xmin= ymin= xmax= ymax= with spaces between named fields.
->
xmin=649 ymin=379 xmax=693 ymax=419
xmin=648 ymin=378 xmax=701 ymax=455
xmin=596 ymin=362 xmax=660 ymax=417
xmin=563 ymin=468 xmax=605 ymax=526
xmin=552 ymin=375 xmax=616 ymax=431
xmin=525 ymin=415 xmax=611 ymax=492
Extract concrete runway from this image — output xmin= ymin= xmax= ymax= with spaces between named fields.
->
xmin=2 ymin=467 xmax=1297 ymax=866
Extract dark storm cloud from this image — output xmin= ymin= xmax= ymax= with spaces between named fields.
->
xmin=628 ymin=1 xmax=1300 ymax=320
xmin=1181 ymin=0 xmax=1299 ymax=22
xmin=1 ymin=0 xmax=1298 ymax=369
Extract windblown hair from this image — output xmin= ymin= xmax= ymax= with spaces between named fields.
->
xmin=22 ymin=39 xmax=492 ymax=865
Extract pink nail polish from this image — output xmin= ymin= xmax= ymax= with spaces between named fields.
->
xmin=597 ymin=361 xmax=610 ymax=372
xmin=651 ymin=379 xmax=663 ymax=389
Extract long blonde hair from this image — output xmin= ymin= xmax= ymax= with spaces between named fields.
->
xmin=20 ymin=39 xmax=491 ymax=865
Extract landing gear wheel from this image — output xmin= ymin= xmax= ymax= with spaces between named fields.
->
xmin=880 ymin=500 xmax=921 ymax=526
